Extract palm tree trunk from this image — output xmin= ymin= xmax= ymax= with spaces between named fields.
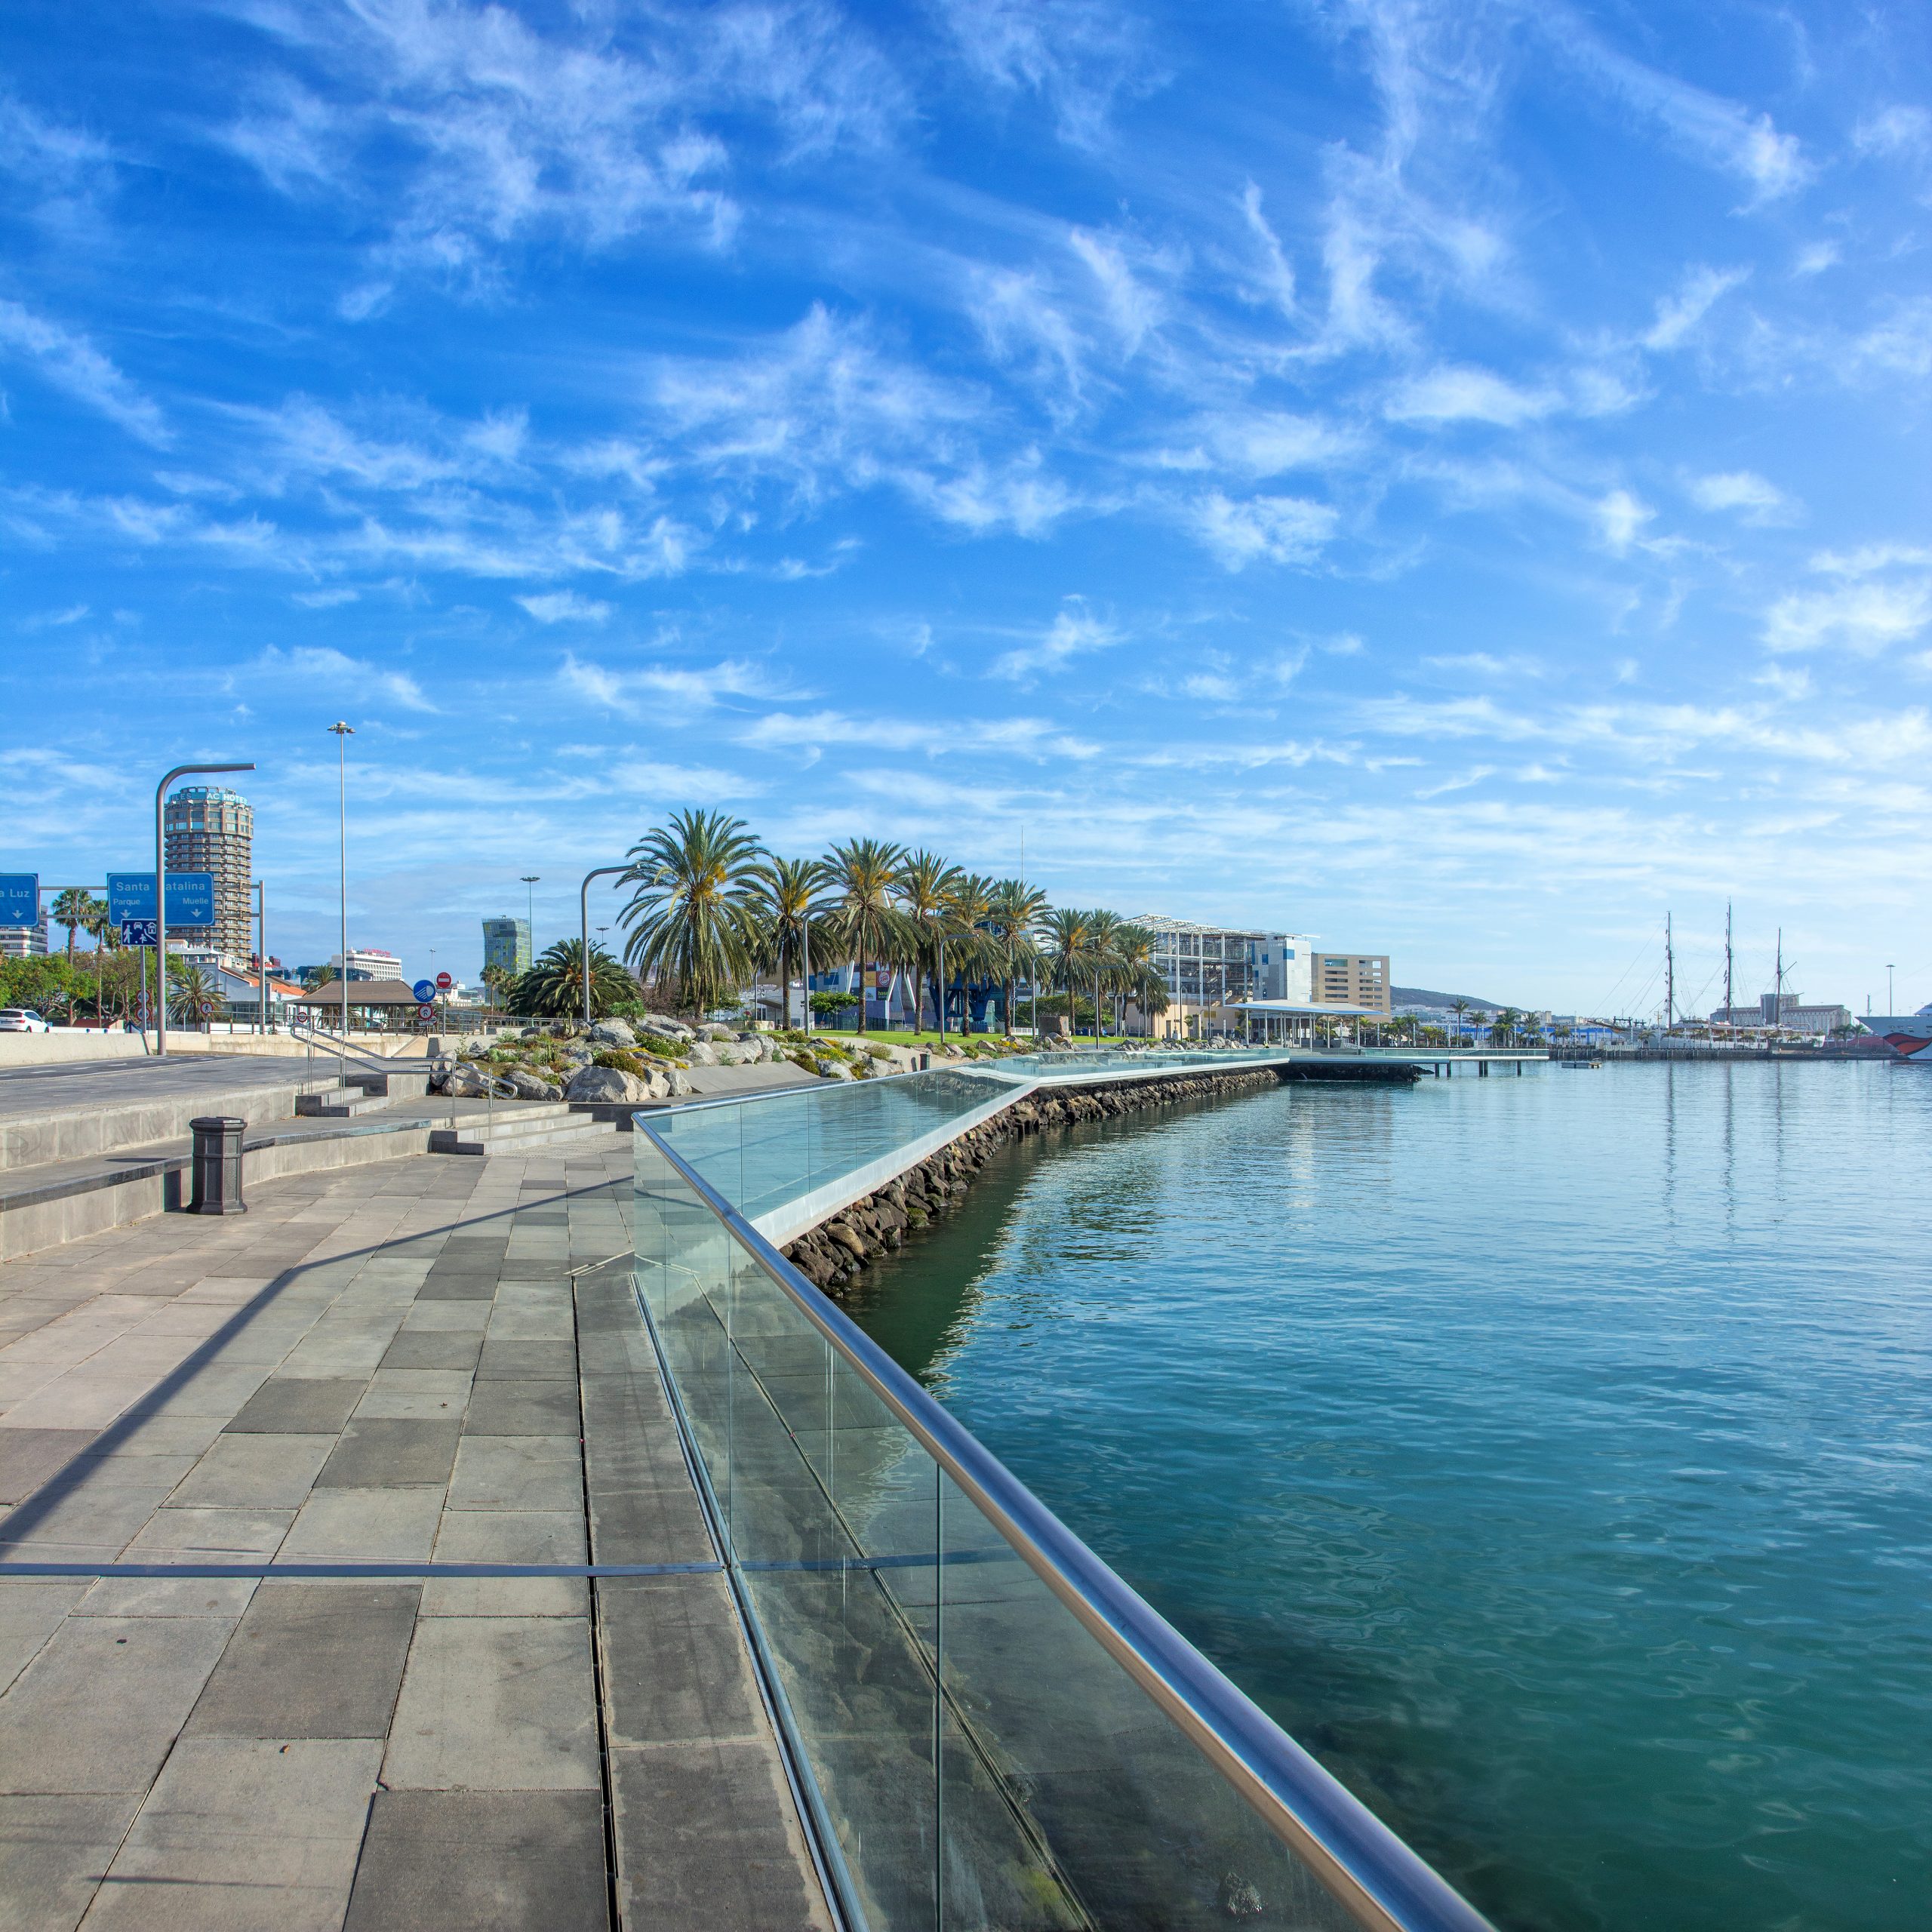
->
xmin=936 ymin=937 xmax=947 ymax=1042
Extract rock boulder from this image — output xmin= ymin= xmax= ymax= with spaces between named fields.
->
xmin=565 ymin=1065 xmax=652 ymax=1103
xmin=504 ymin=1066 xmax=562 ymax=1100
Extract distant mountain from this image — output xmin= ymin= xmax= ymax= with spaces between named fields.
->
xmin=1392 ymin=985 xmax=1503 ymax=1013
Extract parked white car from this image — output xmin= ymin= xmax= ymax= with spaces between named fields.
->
xmin=0 ymin=1008 xmax=52 ymax=1032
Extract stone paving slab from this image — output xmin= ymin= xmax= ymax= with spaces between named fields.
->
xmin=0 ymin=1140 xmax=832 ymax=1930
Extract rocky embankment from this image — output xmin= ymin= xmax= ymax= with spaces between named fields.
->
xmin=780 ymin=1063 xmax=1290 ymax=1296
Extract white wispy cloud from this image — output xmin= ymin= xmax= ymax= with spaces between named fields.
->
xmin=256 ymin=644 xmax=438 ymax=712
xmin=931 ymin=0 xmax=1159 ymax=145
xmin=0 ymin=300 xmax=166 ymax=444
xmin=989 ymin=600 xmax=1121 ymax=681
xmin=1642 ymin=266 xmax=1749 ymax=351
xmin=1763 ymin=580 xmax=1932 ymax=656
xmin=1534 ymin=5 xmax=1808 ymax=201
xmin=1191 ymin=494 xmax=1338 ymax=570
xmin=518 ymin=591 xmax=613 ymax=626
xmin=1386 ymin=365 xmax=1560 ymax=426
xmin=1687 ymin=470 xmax=1798 ymax=525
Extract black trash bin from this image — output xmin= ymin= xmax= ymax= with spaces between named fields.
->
xmin=187 ymin=1116 xmax=248 ymax=1216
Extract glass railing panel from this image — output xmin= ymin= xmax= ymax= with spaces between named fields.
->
xmin=634 ymin=1123 xmax=1486 ymax=1932
xmin=929 ymin=1466 xmax=1356 ymax=1931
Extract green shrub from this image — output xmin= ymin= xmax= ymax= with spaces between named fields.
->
xmin=592 ymin=1050 xmax=653 ymax=1078
xmin=635 ymin=1030 xmax=691 ymax=1060
xmin=866 ymin=1042 xmax=894 ymax=1061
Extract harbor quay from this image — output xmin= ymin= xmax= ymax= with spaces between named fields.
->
xmin=0 ymin=1044 xmax=1510 ymax=1930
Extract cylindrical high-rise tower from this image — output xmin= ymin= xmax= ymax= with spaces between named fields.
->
xmin=164 ymin=785 xmax=254 ymax=958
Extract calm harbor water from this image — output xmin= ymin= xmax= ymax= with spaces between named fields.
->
xmin=843 ymin=1061 xmax=1932 ymax=1932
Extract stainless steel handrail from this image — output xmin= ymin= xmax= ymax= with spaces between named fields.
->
xmin=636 ymin=1119 xmax=1496 ymax=1932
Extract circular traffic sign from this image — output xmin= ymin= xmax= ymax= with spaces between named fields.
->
xmin=417 ymin=1003 xmax=435 ymax=1021
xmin=411 ymin=978 xmax=435 ymax=1002
xmin=435 ymin=971 xmax=453 ymax=990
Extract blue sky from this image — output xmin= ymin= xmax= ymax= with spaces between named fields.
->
xmin=2 ymin=1 xmax=1927 ymax=1014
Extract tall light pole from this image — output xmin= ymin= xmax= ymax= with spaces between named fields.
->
xmin=1887 ymin=963 xmax=1896 ymax=1014
xmin=329 ymin=724 xmax=353 ymax=1043
xmin=521 ymin=875 xmax=539 ymax=974
xmin=155 ymin=759 xmax=254 ymax=1058
xmin=579 ymin=866 xmax=628 ymax=1024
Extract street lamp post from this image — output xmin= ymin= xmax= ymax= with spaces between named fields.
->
xmin=329 ymin=724 xmax=353 ymax=1044
xmin=155 ymin=760 xmax=255 ymax=1059
xmin=1887 ymin=963 xmax=1896 ymax=1014
xmin=579 ymin=866 xmax=629 ymax=1024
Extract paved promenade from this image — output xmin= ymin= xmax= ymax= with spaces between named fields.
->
xmin=0 ymin=1143 xmax=829 ymax=1930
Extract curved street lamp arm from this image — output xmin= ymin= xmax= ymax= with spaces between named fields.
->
xmin=154 ymin=761 xmax=255 ymax=1059
xmin=580 ymin=866 xmax=632 ymax=1024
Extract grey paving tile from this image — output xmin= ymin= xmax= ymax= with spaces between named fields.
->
xmin=225 ymin=1377 xmax=365 ymax=1435
xmin=75 ymin=1576 xmax=258 ymax=1618
xmin=315 ymin=1419 xmax=460 ymax=1490
xmin=82 ymin=1737 xmax=382 ymax=1932
xmin=0 ymin=1427 xmax=95 ymax=1506
xmin=447 ymin=1435 xmax=583 ymax=1512
xmin=0 ymin=1581 xmax=87 ymax=1695
xmin=121 ymin=1506 xmax=294 ymax=1561
xmin=168 ymin=1432 xmax=336 ymax=1509
xmin=588 ymin=1485 xmax=715 ymax=1567
xmin=599 ymin=1571 xmax=761 ymax=1747
xmin=187 ymin=1583 xmax=419 ymax=1740
xmin=380 ymin=1330 xmax=482 ymax=1372
xmin=383 ymin=1616 xmax=600 ymax=1792
xmin=0 ymin=1793 xmax=142 ymax=1932
xmin=282 ymin=1487 xmax=444 ymax=1561
xmin=414 ymin=1275 xmax=498 ymax=1302
xmin=125 ymin=1363 xmax=275 ymax=1419
xmin=421 ymin=1507 xmax=586 ymax=1617
xmin=474 ymin=1340 xmax=577 ymax=1383
xmin=2 ymin=1469 xmax=177 ymax=1540
xmin=0 ymin=1614 xmax=237 ymax=1794
xmin=610 ymin=1739 xmax=830 ymax=1932
xmin=352 ymin=1369 xmax=472 ymax=1420
xmin=463 ymin=1381 xmax=580 ymax=1437
xmin=400 ymin=1303 xmax=491 ymax=1334
xmin=344 ymin=1789 xmax=607 ymax=1932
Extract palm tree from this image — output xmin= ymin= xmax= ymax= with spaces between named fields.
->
xmin=1040 ymin=906 xmax=1096 ymax=1038
xmin=822 ymin=839 xmax=913 ymax=1036
xmin=1494 ymin=1006 xmax=1519 ymax=1046
xmin=1086 ymin=909 xmax=1123 ymax=1041
xmin=620 ymin=809 xmax=765 ymax=1019
xmin=52 ymin=886 xmax=91 ymax=965
xmin=752 ymin=856 xmax=833 ymax=1030
xmin=166 ymin=960 xmax=222 ymax=1029
xmin=941 ymin=872 xmax=997 ymax=1033
xmin=986 ymin=879 xmax=1048 ymax=1036
xmin=480 ymin=963 xmax=512 ymax=1015
xmin=1450 ymin=999 xmax=1469 ymax=1048
xmin=894 ymin=850 xmax=963 ymax=1039
xmin=515 ymin=939 xmax=635 ymax=1018
xmin=1109 ymin=923 xmax=1166 ymax=1035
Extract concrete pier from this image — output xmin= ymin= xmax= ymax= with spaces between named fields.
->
xmin=0 ymin=1143 xmax=829 ymax=1930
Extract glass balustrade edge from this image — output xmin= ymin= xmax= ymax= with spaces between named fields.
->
xmin=634 ymin=1115 xmax=1497 ymax=1932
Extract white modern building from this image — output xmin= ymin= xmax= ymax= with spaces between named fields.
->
xmin=0 ymin=912 xmax=50 ymax=959
xmin=330 ymin=947 xmax=405 ymax=983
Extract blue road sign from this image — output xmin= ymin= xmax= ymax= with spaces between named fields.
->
xmin=0 ymin=874 xmax=38 ymax=927
xmin=120 ymin=918 xmax=159 ymax=949
xmin=412 ymin=979 xmax=435 ymax=1003
xmin=106 ymin=872 xmax=217 ymax=928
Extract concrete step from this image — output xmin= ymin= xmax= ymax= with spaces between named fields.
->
xmin=428 ymin=1109 xmax=622 ymax=1158
xmin=294 ymin=1088 xmax=392 ymax=1118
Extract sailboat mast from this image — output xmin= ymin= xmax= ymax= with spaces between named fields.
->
xmin=1724 ymin=902 xmax=1733 ymax=1027
xmin=1665 ymin=912 xmax=1675 ymax=1032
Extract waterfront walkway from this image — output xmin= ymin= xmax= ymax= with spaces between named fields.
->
xmin=0 ymin=1143 xmax=829 ymax=1931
